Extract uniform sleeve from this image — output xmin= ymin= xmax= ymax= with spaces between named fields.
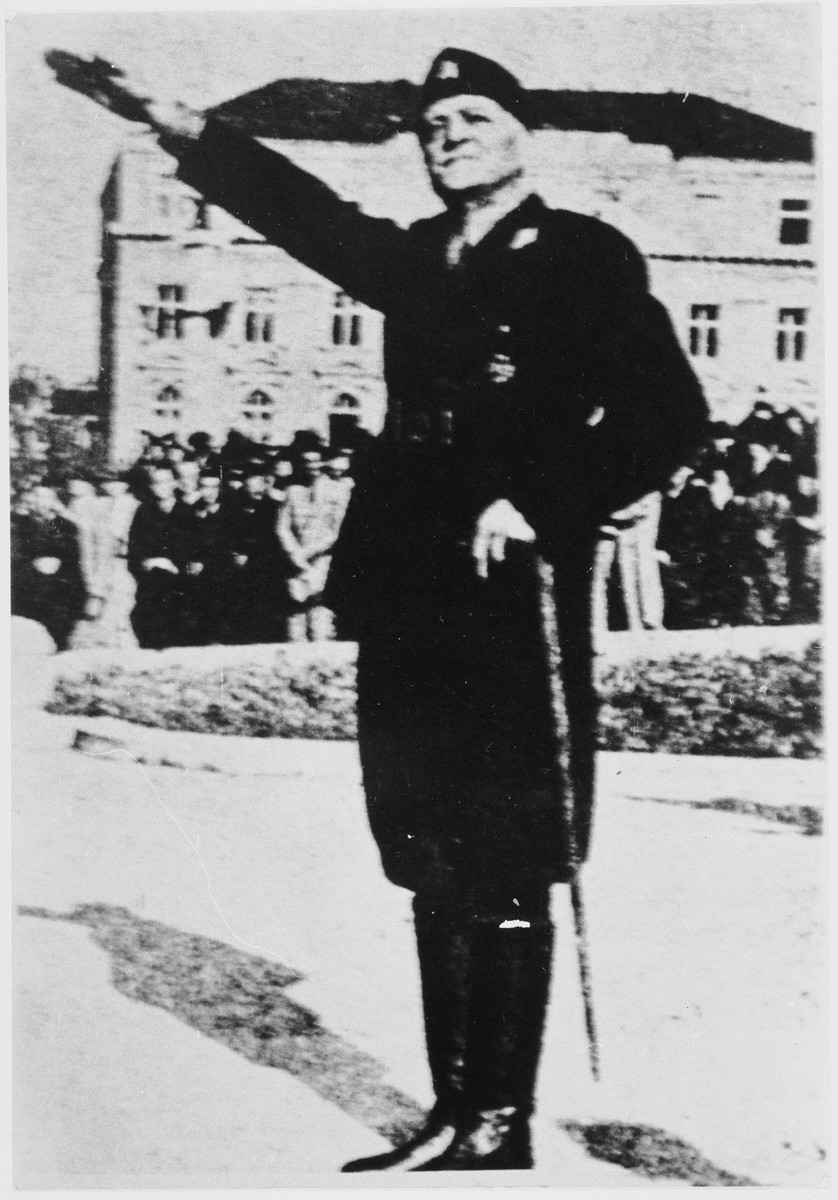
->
xmin=176 ymin=117 xmax=415 ymax=313
xmin=583 ymin=290 xmax=709 ymax=519
xmin=510 ymin=225 xmax=709 ymax=542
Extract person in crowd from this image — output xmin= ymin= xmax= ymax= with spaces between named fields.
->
xmin=704 ymin=420 xmax=735 ymax=478
xmin=65 ymin=469 xmax=129 ymax=648
xmin=58 ymin=473 xmax=101 ymax=611
xmin=126 ymin=463 xmax=192 ymax=648
xmin=162 ymin=435 xmax=187 ymax=467
xmin=277 ymin=447 xmax=345 ymax=641
xmin=11 ymin=480 xmax=87 ymax=650
xmin=592 ymin=505 xmax=635 ymax=643
xmin=320 ymin=448 xmax=355 ymax=514
xmin=713 ymin=445 xmax=791 ymax=626
xmin=770 ymin=408 xmax=817 ymax=500
xmin=220 ymin=461 xmax=245 ymax=500
xmin=782 ymin=471 xmax=821 ymax=624
xmin=186 ymin=430 xmax=218 ymax=471
xmin=318 ymin=448 xmax=355 ymax=543
xmin=222 ymin=461 xmax=285 ymax=643
xmin=267 ymin=453 xmax=293 ymax=504
xmin=182 ymin=468 xmax=229 ymax=644
xmin=175 ymin=454 xmax=202 ymax=505
xmin=618 ymin=490 xmax=665 ymax=631
xmin=54 ymin=45 xmax=707 ymax=1172
xmin=286 ymin=430 xmax=327 ymax=481
xmin=278 ymin=448 xmax=348 ymax=643
xmin=85 ymin=469 xmax=141 ymax=649
xmin=217 ymin=429 xmax=252 ymax=470
xmin=656 ymin=466 xmax=718 ymax=629
xmin=124 ymin=434 xmax=162 ymax=495
xmin=735 ymin=394 xmax=785 ymax=449
xmin=592 ymin=490 xmax=664 ymax=643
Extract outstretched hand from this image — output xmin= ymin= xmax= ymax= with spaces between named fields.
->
xmin=45 ymin=50 xmax=205 ymax=149
xmin=45 ymin=51 xmax=155 ymax=122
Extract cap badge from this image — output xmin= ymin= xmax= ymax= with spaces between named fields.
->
xmin=510 ymin=227 xmax=539 ymax=250
xmin=436 ymin=59 xmax=459 ymax=80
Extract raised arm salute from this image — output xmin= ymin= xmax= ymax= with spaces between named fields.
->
xmin=50 ymin=47 xmax=708 ymax=1173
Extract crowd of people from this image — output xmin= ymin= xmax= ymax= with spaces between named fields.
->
xmin=597 ymin=399 xmax=821 ymax=633
xmin=11 ymin=428 xmax=355 ymax=650
xmin=10 ymin=400 xmax=821 ymax=653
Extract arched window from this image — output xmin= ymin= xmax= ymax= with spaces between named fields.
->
xmin=241 ymin=389 xmax=276 ymax=442
xmin=330 ymin=393 xmax=361 ymax=447
xmin=332 ymin=292 xmax=363 ymax=347
xmin=154 ymin=385 xmax=182 ymax=425
xmin=333 ymin=392 xmax=360 ymax=410
xmin=243 ymin=287 xmax=276 ymax=343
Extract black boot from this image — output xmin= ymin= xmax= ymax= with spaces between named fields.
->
xmin=413 ymin=916 xmax=554 ymax=1172
xmin=341 ymin=901 xmax=471 ymax=1172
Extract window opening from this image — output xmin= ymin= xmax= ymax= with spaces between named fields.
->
xmin=241 ymin=389 xmax=275 ymax=441
xmin=779 ymin=199 xmax=810 ymax=246
xmin=157 ymin=285 xmax=186 ymax=339
xmin=154 ymin=385 xmax=182 ymax=423
xmin=776 ymin=308 xmax=807 ymax=362
xmin=688 ymin=304 xmax=720 ymax=358
xmin=244 ymin=289 xmax=276 ymax=343
xmin=332 ymin=292 xmax=363 ymax=347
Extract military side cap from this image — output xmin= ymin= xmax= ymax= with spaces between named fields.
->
xmin=419 ymin=48 xmax=532 ymax=127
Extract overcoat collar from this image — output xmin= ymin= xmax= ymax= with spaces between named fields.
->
xmin=425 ymin=191 xmax=548 ymax=266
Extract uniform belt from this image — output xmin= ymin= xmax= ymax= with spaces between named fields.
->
xmin=387 ymin=404 xmax=456 ymax=448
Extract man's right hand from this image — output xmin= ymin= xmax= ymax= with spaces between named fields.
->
xmin=45 ymin=51 xmax=205 ymax=149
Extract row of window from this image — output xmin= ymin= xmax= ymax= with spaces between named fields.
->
xmin=688 ymin=305 xmax=809 ymax=362
xmin=152 ymin=287 xmax=364 ymax=347
xmin=152 ymin=386 xmax=360 ymax=429
xmin=156 ymin=180 xmax=812 ymax=247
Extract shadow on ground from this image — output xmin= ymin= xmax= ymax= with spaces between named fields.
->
xmin=18 ymin=902 xmax=426 ymax=1147
xmin=19 ymin=902 xmax=760 ymax=1182
xmin=559 ymin=1120 xmax=758 ymax=1185
xmin=628 ymin=794 xmax=822 ymax=836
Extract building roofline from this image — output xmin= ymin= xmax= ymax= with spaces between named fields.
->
xmin=211 ymin=79 xmax=814 ymax=163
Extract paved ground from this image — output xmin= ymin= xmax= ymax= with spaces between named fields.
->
xmin=12 ymin=667 xmax=828 ymax=1191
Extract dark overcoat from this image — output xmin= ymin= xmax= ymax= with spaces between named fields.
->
xmin=179 ymin=119 xmax=708 ymax=893
xmin=127 ymin=499 xmax=193 ymax=649
xmin=11 ymin=511 xmax=86 ymax=651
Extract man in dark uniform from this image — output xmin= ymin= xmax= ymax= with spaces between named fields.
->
xmin=182 ymin=468 xmax=227 ymax=645
xmin=11 ymin=481 xmax=87 ymax=650
xmin=56 ymin=47 xmax=708 ymax=1170
xmin=126 ymin=464 xmax=192 ymax=648
xmin=221 ymin=461 xmax=285 ymax=644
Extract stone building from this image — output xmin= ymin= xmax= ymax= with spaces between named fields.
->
xmin=100 ymin=84 xmax=816 ymax=465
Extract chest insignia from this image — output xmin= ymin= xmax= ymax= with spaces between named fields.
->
xmin=510 ymin=227 xmax=539 ymax=250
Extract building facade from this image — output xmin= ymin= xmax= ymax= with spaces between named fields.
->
xmin=100 ymin=90 xmax=817 ymax=465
